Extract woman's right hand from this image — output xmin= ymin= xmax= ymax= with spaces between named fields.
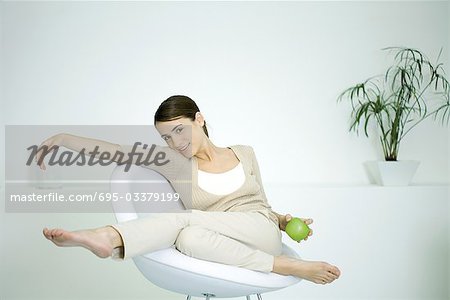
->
xmin=35 ymin=133 xmax=66 ymax=171
xmin=279 ymin=214 xmax=314 ymax=241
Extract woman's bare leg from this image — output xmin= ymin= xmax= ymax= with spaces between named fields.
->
xmin=42 ymin=226 xmax=123 ymax=258
xmin=273 ymin=255 xmax=341 ymax=285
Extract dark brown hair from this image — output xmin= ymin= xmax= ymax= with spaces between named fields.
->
xmin=154 ymin=95 xmax=209 ymax=137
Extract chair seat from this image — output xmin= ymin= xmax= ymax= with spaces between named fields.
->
xmin=131 ymin=243 xmax=301 ymax=298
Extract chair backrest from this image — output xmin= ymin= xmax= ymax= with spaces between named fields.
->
xmin=110 ymin=164 xmax=186 ymax=223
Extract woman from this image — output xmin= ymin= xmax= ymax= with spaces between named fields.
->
xmin=41 ymin=95 xmax=341 ymax=285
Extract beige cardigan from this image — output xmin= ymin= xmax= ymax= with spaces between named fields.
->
xmin=118 ymin=143 xmax=279 ymax=227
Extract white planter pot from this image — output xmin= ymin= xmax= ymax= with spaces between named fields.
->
xmin=364 ymin=160 xmax=420 ymax=186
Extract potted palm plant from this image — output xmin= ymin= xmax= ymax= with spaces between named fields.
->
xmin=337 ymin=46 xmax=450 ymax=186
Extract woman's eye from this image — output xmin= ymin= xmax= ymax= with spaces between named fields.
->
xmin=176 ymin=127 xmax=184 ymax=133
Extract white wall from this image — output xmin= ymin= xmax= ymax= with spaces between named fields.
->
xmin=1 ymin=2 xmax=449 ymax=300
xmin=1 ymin=1 xmax=448 ymax=185
xmin=448 ymin=1 xmax=450 ymax=298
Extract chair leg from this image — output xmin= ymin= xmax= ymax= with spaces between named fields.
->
xmin=202 ymin=293 xmax=215 ymax=300
xmin=186 ymin=296 xmax=191 ymax=300
xmin=256 ymin=294 xmax=263 ymax=300
xmin=246 ymin=296 xmax=251 ymax=300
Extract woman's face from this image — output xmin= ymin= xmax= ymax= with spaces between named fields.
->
xmin=155 ymin=113 xmax=205 ymax=158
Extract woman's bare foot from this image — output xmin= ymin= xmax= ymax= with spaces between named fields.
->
xmin=273 ymin=255 xmax=341 ymax=285
xmin=42 ymin=226 xmax=123 ymax=258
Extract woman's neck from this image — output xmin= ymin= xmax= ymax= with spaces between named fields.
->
xmin=194 ymin=139 xmax=227 ymax=163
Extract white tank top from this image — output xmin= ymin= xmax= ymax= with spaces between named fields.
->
xmin=197 ymin=162 xmax=246 ymax=196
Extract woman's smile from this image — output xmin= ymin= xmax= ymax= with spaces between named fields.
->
xmin=178 ymin=143 xmax=190 ymax=152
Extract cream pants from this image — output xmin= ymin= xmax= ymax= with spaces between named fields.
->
xmin=109 ymin=209 xmax=283 ymax=273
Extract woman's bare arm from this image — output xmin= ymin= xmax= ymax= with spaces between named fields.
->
xmin=62 ymin=133 xmax=121 ymax=158
xmin=35 ymin=133 xmax=121 ymax=170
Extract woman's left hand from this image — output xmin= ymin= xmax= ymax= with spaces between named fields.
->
xmin=279 ymin=214 xmax=314 ymax=241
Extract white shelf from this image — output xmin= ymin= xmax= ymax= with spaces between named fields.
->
xmin=265 ymin=182 xmax=449 ymax=189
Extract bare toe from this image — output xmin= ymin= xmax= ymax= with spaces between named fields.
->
xmin=326 ymin=272 xmax=338 ymax=282
xmin=42 ymin=228 xmax=49 ymax=239
xmin=330 ymin=266 xmax=341 ymax=277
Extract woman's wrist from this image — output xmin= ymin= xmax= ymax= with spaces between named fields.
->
xmin=274 ymin=211 xmax=283 ymax=221
xmin=272 ymin=211 xmax=284 ymax=229
xmin=58 ymin=133 xmax=67 ymax=147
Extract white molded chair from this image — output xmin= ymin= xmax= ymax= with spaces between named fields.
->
xmin=110 ymin=164 xmax=301 ymax=299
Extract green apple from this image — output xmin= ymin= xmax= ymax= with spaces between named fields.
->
xmin=285 ymin=217 xmax=310 ymax=242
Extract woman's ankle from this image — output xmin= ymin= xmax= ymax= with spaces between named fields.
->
xmin=273 ymin=255 xmax=297 ymax=275
xmin=95 ymin=226 xmax=124 ymax=248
